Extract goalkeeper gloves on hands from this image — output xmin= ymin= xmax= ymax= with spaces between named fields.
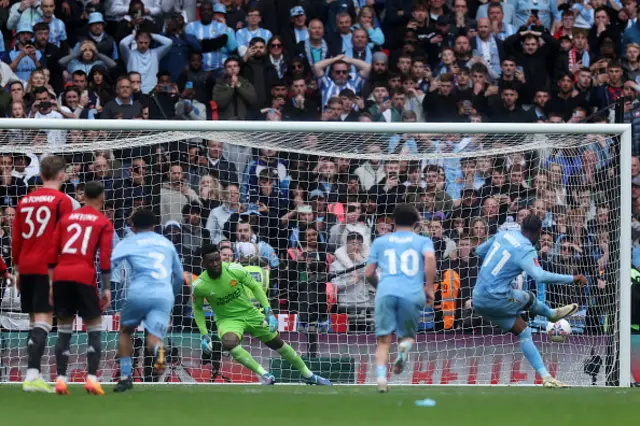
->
xmin=201 ymin=335 xmax=212 ymax=354
xmin=264 ymin=308 xmax=278 ymax=332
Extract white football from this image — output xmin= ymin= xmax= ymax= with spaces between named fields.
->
xmin=546 ymin=319 xmax=572 ymax=343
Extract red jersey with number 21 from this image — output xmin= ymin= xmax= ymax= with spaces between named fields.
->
xmin=12 ymin=188 xmax=74 ymax=275
xmin=49 ymin=206 xmax=114 ymax=287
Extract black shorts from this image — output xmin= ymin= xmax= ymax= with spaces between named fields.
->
xmin=53 ymin=281 xmax=101 ymax=321
xmin=20 ymin=274 xmax=52 ymax=314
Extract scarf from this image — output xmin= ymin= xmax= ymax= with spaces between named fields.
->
xmin=270 ymin=54 xmax=286 ymax=78
xmin=476 ymin=35 xmax=501 ymax=76
xmin=568 ymin=48 xmax=590 ymax=71
xmin=304 ymin=38 xmax=328 ymax=65
xmin=89 ymin=32 xmax=105 ymax=44
xmin=294 ymin=27 xmax=309 ymax=44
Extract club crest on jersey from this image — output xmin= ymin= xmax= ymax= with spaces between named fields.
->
xmin=230 ymin=280 xmax=237 ymax=287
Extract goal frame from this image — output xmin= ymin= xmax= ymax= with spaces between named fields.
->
xmin=0 ymin=118 xmax=632 ymax=387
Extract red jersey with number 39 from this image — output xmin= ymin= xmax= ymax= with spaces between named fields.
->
xmin=12 ymin=188 xmax=74 ymax=275
xmin=49 ymin=206 xmax=114 ymax=287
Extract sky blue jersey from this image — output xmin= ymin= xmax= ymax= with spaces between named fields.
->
xmin=111 ymin=231 xmax=184 ymax=300
xmin=367 ymin=231 xmax=434 ymax=301
xmin=475 ymin=231 xmax=574 ymax=296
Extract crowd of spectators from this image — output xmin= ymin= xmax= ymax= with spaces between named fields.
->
xmin=0 ymin=0 xmax=632 ymax=334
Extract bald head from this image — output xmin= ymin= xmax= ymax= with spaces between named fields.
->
xmin=478 ymin=18 xmax=491 ymax=39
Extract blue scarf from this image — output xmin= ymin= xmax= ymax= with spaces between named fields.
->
xmin=476 ymin=35 xmax=501 ymax=76
xmin=304 ymin=38 xmax=328 ymax=65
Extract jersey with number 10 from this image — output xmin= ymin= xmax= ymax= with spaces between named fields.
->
xmin=367 ymin=231 xmax=435 ymax=301
xmin=49 ymin=206 xmax=114 ymax=287
xmin=12 ymin=188 xmax=74 ymax=275
xmin=111 ymin=231 xmax=184 ymax=301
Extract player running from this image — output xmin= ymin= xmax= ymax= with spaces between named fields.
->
xmin=472 ymin=214 xmax=587 ymax=388
xmin=12 ymin=156 xmax=73 ymax=393
xmin=365 ymin=204 xmax=436 ymax=393
xmin=111 ymin=209 xmax=184 ymax=393
xmin=194 ymin=244 xmax=332 ymax=386
xmin=49 ymin=182 xmax=114 ymax=396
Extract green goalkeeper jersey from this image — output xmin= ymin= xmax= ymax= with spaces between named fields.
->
xmin=192 ymin=262 xmax=270 ymax=336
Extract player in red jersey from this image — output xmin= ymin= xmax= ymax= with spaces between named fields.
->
xmin=49 ymin=181 xmax=114 ymax=396
xmin=12 ymin=155 xmax=73 ymax=393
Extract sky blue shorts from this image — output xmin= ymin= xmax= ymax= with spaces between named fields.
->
xmin=375 ymin=294 xmax=424 ymax=339
xmin=120 ymin=295 xmax=173 ymax=339
xmin=472 ymin=289 xmax=533 ymax=331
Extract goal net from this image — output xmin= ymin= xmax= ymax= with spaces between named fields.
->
xmin=0 ymin=119 xmax=632 ymax=387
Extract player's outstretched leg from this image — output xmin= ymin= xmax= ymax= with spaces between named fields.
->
xmin=529 ymin=297 xmax=578 ymax=323
xmin=54 ymin=321 xmax=73 ymax=395
xmin=222 ymin=333 xmax=273 ymax=384
xmin=264 ymin=337 xmax=332 ymax=386
xmin=146 ymin=334 xmax=166 ymax=376
xmin=24 ymin=320 xmax=53 ymax=393
xmin=511 ymin=318 xmax=569 ymax=388
xmin=84 ymin=322 xmax=104 ymax=395
xmin=114 ymin=327 xmax=134 ymax=393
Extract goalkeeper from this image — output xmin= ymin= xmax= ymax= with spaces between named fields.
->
xmin=193 ymin=244 xmax=332 ymax=386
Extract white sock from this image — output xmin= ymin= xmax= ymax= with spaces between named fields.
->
xmin=26 ymin=368 xmax=39 ymax=381
xmin=57 ymin=375 xmax=68 ymax=384
xmin=87 ymin=374 xmax=98 ymax=382
xmin=302 ymin=371 xmax=314 ymax=379
xmin=398 ymin=340 xmax=413 ymax=353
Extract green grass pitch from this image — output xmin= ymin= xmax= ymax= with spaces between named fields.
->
xmin=1 ymin=385 xmax=639 ymax=426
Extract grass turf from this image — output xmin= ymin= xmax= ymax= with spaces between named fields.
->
xmin=1 ymin=384 xmax=639 ymax=426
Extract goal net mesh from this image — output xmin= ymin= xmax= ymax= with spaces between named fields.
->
xmin=0 ymin=124 xmax=625 ymax=386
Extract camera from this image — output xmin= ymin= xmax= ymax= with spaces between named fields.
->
xmin=39 ymin=101 xmax=51 ymax=110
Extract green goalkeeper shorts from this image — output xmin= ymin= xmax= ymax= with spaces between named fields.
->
xmin=217 ymin=310 xmax=277 ymax=342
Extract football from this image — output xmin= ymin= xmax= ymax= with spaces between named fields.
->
xmin=546 ymin=319 xmax=572 ymax=343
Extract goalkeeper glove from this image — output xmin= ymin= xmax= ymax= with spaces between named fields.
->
xmin=264 ymin=308 xmax=278 ymax=333
xmin=201 ymin=335 xmax=212 ymax=354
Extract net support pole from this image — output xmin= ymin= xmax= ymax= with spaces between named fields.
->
xmin=619 ymin=126 xmax=633 ymax=388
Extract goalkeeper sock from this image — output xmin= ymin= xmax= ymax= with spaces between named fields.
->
xmin=518 ymin=327 xmax=549 ymax=378
xmin=87 ymin=326 xmax=102 ymax=376
xmin=277 ymin=343 xmax=313 ymax=378
xmin=27 ymin=322 xmax=51 ymax=375
xmin=529 ymin=298 xmax=555 ymax=319
xmin=55 ymin=323 xmax=73 ymax=378
xmin=120 ymin=357 xmax=132 ymax=380
xmin=229 ymin=346 xmax=267 ymax=377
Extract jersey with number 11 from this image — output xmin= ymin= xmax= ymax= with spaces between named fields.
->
xmin=111 ymin=231 xmax=183 ymax=300
xmin=367 ymin=231 xmax=435 ymax=301
xmin=12 ymin=187 xmax=74 ymax=275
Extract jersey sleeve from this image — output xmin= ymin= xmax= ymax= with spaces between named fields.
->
xmin=110 ymin=240 xmax=129 ymax=272
xmin=518 ymin=249 xmax=575 ymax=284
xmin=99 ymin=221 xmax=114 ymax=274
xmin=191 ymin=277 xmax=208 ymax=336
xmin=170 ymin=246 xmax=185 ymax=296
xmin=422 ymin=237 xmax=435 ymax=255
xmin=48 ymin=219 xmax=63 ymax=269
xmin=59 ymin=195 xmax=74 ymax=217
xmin=475 ymin=236 xmax=495 ymax=259
xmin=366 ymin=239 xmax=379 ymax=265
xmin=236 ymin=266 xmax=270 ymax=309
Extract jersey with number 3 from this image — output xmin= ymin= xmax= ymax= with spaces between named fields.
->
xmin=12 ymin=188 xmax=74 ymax=275
xmin=111 ymin=231 xmax=184 ymax=300
xmin=367 ymin=231 xmax=434 ymax=301
xmin=49 ymin=206 xmax=114 ymax=287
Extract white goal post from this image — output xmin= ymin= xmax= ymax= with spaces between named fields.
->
xmin=0 ymin=119 xmax=632 ymax=387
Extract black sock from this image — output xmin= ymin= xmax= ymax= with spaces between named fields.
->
xmin=28 ymin=322 xmax=51 ymax=371
xmin=55 ymin=327 xmax=72 ymax=377
xmin=87 ymin=328 xmax=102 ymax=376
